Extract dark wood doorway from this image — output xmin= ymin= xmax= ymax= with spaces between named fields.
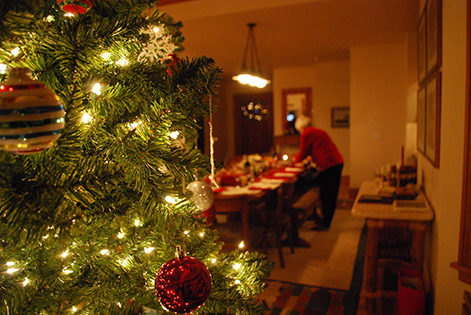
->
xmin=234 ymin=93 xmax=273 ymax=156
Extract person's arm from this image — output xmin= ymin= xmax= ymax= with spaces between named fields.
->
xmin=293 ymin=132 xmax=312 ymax=163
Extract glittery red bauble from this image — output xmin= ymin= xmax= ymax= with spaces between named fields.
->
xmin=155 ymin=256 xmax=211 ymax=313
xmin=57 ymin=0 xmax=93 ymax=15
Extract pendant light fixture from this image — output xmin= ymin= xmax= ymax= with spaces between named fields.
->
xmin=232 ymin=23 xmax=270 ymax=89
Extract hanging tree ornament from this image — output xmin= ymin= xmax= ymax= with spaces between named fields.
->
xmin=166 ymin=54 xmax=181 ymax=76
xmin=199 ymin=204 xmax=216 ymax=226
xmin=0 ymin=68 xmax=65 ymax=155
xmin=57 ymin=0 xmax=93 ymax=15
xmin=186 ymin=180 xmax=214 ymax=212
xmin=155 ymin=248 xmax=212 ymax=313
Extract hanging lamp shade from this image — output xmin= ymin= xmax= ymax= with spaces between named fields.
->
xmin=232 ymin=23 xmax=270 ymax=89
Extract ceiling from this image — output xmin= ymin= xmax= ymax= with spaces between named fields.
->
xmin=158 ymin=0 xmax=419 ymax=81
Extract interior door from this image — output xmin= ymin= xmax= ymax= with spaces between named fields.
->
xmin=234 ymin=93 xmax=273 ymax=156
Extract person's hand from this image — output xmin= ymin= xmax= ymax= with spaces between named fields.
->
xmin=301 ymin=157 xmax=311 ymax=164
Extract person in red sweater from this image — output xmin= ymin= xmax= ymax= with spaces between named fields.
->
xmin=293 ymin=115 xmax=344 ymax=231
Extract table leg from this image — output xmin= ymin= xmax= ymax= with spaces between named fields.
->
xmin=411 ymin=221 xmax=426 ymax=269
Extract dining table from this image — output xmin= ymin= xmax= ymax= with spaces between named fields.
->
xmin=212 ymin=164 xmax=307 ymax=250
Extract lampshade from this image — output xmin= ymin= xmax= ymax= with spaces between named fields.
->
xmin=232 ymin=23 xmax=270 ymax=89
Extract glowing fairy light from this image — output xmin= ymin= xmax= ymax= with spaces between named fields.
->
xmin=117 ymin=232 xmax=125 ymax=239
xmin=199 ymin=232 xmax=204 ymax=237
xmin=6 ymin=268 xmax=19 ymax=274
xmin=134 ymin=219 xmax=141 ymax=227
xmin=22 ymin=278 xmax=30 ymax=287
xmin=144 ymin=247 xmax=155 ymax=254
xmin=238 ymin=240 xmax=245 ymax=249
xmin=117 ymin=58 xmax=128 ymax=66
xmin=149 ymin=278 xmax=155 ymax=287
xmin=153 ymin=26 xmax=160 ymax=33
xmin=6 ymin=261 xmax=15 ymax=266
xmin=60 ymin=249 xmax=69 ymax=258
xmin=81 ymin=112 xmax=92 ymax=124
xmin=71 ymin=306 xmax=77 ymax=312
xmin=234 ymin=279 xmax=241 ymax=285
xmin=165 ymin=195 xmax=176 ymax=204
xmin=211 ymin=258 xmax=217 ymax=264
xmin=11 ymin=47 xmax=20 ymax=56
xmin=117 ymin=302 xmax=122 ymax=308
xmin=101 ymin=52 xmax=111 ymax=60
xmin=233 ymin=263 xmax=241 ymax=270
xmin=0 ymin=64 xmax=7 ymax=74
xmin=169 ymin=131 xmax=179 ymax=139
xmin=118 ymin=258 xmax=130 ymax=267
xmin=183 ymin=230 xmax=189 ymax=236
xmin=100 ymin=249 xmax=110 ymax=255
xmin=46 ymin=15 xmax=55 ymax=22
xmin=62 ymin=268 xmax=73 ymax=275
xmin=43 ymin=234 xmax=49 ymax=239
xmin=128 ymin=120 xmax=142 ymax=130
xmin=282 ymin=154 xmax=289 ymax=161
xmin=92 ymin=83 xmax=102 ymax=95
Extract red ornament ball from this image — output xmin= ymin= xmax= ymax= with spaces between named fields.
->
xmin=155 ymin=255 xmax=211 ymax=313
xmin=57 ymin=0 xmax=93 ymax=15
xmin=199 ymin=204 xmax=216 ymax=226
xmin=166 ymin=54 xmax=181 ymax=76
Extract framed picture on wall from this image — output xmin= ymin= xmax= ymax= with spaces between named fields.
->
xmin=424 ymin=71 xmax=441 ymax=168
xmin=426 ymin=0 xmax=442 ymax=74
xmin=418 ymin=10 xmax=427 ymax=83
xmin=331 ymin=107 xmax=350 ymax=128
xmin=417 ymin=85 xmax=426 ymax=154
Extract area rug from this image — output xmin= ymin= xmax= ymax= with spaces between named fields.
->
xmin=262 ymin=280 xmax=346 ymax=315
xmin=260 ymin=223 xmax=367 ymax=315
xmin=266 ymin=208 xmax=365 ymax=291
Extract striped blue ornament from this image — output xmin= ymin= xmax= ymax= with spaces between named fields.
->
xmin=0 ymin=68 xmax=65 ymax=155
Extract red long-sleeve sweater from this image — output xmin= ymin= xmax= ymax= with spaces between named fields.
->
xmin=294 ymin=127 xmax=344 ymax=171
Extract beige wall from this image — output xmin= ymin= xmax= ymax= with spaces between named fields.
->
xmin=212 ymin=3 xmax=471 ymax=312
xmin=273 ymin=60 xmax=351 ymax=175
xmin=350 ymin=39 xmax=409 ymax=188
xmin=425 ymin=0 xmax=471 ymax=314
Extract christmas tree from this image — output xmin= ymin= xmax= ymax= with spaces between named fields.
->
xmin=0 ymin=1 xmax=273 ymax=314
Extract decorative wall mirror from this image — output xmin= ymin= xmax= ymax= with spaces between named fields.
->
xmin=281 ymin=87 xmax=312 ymax=135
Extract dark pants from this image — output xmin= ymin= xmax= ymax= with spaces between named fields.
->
xmin=315 ymin=164 xmax=343 ymax=228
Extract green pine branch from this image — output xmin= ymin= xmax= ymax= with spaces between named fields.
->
xmin=0 ymin=1 xmax=273 ymax=314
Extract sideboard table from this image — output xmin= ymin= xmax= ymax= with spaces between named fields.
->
xmin=351 ymin=181 xmax=434 ymax=314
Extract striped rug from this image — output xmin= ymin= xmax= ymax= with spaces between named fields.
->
xmin=264 ymin=280 xmax=347 ymax=315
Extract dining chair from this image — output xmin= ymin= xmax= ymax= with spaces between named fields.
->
xmin=248 ymin=179 xmax=296 ymax=268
